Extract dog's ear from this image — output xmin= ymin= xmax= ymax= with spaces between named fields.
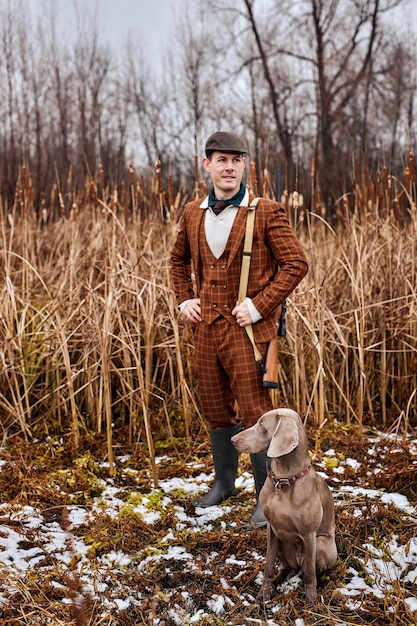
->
xmin=267 ymin=417 xmax=299 ymax=457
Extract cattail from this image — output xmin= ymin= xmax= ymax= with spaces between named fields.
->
xmin=194 ymin=155 xmax=199 ymax=199
xmin=250 ymin=161 xmax=258 ymax=196
xmin=59 ymin=191 xmax=65 ymax=217
xmin=111 ymin=189 xmax=118 ymax=211
xmin=99 ymin=163 xmax=105 ymax=191
xmin=292 ymin=190 xmax=299 ymax=210
xmin=155 ymin=159 xmax=166 ymax=215
xmin=41 ymin=198 xmax=48 ymax=225
xmin=119 ymin=180 xmax=126 ymax=209
xmin=168 ymin=174 xmax=173 ymax=207
xmin=174 ymin=191 xmax=181 ymax=211
xmin=385 ymin=168 xmax=391 ymax=212
xmin=129 ymin=161 xmax=134 ymax=187
xmin=343 ymin=193 xmax=350 ymax=222
xmin=90 ymin=180 xmax=99 ymax=207
xmin=22 ymin=164 xmax=27 ymax=192
xmin=404 ymin=166 xmax=410 ymax=193
xmin=310 ymin=156 xmax=316 ymax=180
xmin=67 ymin=164 xmax=73 ymax=188
xmin=155 ymin=160 xmax=163 ymax=194
xmin=375 ymin=168 xmax=384 ymax=213
xmin=408 ymin=151 xmax=415 ymax=183
xmin=281 ymin=187 xmax=289 ymax=208
xmin=70 ymin=202 xmax=77 ymax=221
xmin=314 ymin=183 xmax=322 ymax=213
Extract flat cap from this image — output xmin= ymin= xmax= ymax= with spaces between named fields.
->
xmin=205 ymin=131 xmax=247 ymax=156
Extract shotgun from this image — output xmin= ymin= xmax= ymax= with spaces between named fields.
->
xmin=262 ymin=170 xmax=287 ymax=388
xmin=262 ymin=335 xmax=279 ymax=388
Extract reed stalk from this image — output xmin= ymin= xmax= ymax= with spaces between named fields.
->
xmin=0 ymin=154 xmax=415 ymax=456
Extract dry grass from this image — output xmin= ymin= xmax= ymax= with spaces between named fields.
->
xmin=0 ymin=158 xmax=416 ymax=459
xmin=0 ymin=170 xmax=201 ymax=472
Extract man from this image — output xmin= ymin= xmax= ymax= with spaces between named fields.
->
xmin=170 ymin=131 xmax=308 ymax=527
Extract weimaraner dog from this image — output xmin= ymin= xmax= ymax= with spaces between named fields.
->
xmin=231 ymin=408 xmax=337 ymax=605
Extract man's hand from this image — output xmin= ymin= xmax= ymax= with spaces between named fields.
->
xmin=232 ymin=300 xmax=252 ymax=327
xmin=182 ymin=298 xmax=202 ymax=323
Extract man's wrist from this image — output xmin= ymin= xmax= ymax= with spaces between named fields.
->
xmin=246 ymin=297 xmax=262 ymax=323
xmin=178 ymin=299 xmax=192 ymax=312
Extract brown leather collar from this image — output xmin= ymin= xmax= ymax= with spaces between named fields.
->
xmin=268 ymin=464 xmax=312 ymax=491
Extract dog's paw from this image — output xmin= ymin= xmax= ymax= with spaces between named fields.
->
xmin=305 ymin=587 xmax=318 ymax=605
xmin=257 ymin=582 xmax=275 ymax=603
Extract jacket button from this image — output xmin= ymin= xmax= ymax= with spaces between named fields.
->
xmin=213 ymin=304 xmax=217 ymax=308
xmin=223 ymin=285 xmax=227 ymax=289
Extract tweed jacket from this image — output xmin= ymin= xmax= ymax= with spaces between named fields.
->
xmin=170 ymin=194 xmax=308 ymax=343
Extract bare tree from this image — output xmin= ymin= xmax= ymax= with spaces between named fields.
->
xmin=124 ymin=39 xmax=166 ymax=167
xmin=0 ymin=0 xmax=20 ymax=203
xmin=176 ymin=7 xmax=211 ymax=156
xmin=242 ymin=0 xmax=295 ymax=178
xmin=72 ymin=8 xmax=111 ymax=180
xmin=201 ymin=0 xmax=412 ymax=210
xmin=47 ymin=7 xmax=73 ymax=178
xmin=0 ymin=0 xmax=414 ymax=214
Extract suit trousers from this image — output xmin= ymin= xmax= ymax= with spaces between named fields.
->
xmin=193 ymin=316 xmax=274 ymax=430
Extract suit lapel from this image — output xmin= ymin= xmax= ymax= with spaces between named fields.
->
xmin=189 ymin=206 xmax=205 ymax=279
xmin=227 ymin=206 xmax=248 ymax=268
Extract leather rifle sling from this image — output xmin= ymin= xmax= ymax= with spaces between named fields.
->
xmin=237 ymin=197 xmax=264 ymax=367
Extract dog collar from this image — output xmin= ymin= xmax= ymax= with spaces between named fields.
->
xmin=268 ymin=464 xmax=312 ymax=491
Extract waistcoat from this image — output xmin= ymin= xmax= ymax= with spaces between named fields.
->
xmin=198 ymin=218 xmax=243 ymax=324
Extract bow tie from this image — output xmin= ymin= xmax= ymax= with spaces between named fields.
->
xmin=212 ymin=200 xmax=230 ymax=215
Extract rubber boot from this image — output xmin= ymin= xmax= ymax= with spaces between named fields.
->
xmin=194 ymin=421 xmax=242 ymax=507
xmin=248 ymin=452 xmax=271 ymax=528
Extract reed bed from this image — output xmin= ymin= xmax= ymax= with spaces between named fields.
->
xmin=0 ymin=157 xmax=415 ymax=477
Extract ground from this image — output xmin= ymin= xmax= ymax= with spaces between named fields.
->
xmin=0 ymin=421 xmax=416 ymax=625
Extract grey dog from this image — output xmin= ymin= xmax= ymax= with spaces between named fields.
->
xmin=231 ymin=408 xmax=337 ymax=605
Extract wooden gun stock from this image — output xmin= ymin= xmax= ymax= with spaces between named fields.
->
xmin=262 ymin=336 xmax=279 ymax=388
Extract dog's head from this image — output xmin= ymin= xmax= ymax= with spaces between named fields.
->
xmin=263 ymin=409 xmax=300 ymax=458
xmin=231 ymin=408 xmax=302 ymax=457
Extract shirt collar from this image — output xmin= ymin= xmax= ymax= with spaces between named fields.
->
xmin=208 ymin=182 xmax=246 ymax=207
xmin=200 ymin=185 xmax=249 ymax=209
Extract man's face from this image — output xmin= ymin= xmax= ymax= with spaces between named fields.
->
xmin=203 ymin=152 xmax=246 ymax=199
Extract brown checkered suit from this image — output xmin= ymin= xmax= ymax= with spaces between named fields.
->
xmin=170 ymin=195 xmax=308 ymax=429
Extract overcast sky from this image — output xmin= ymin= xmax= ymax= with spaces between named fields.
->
xmin=30 ymin=0 xmax=416 ymax=64
xmin=91 ymin=0 xmax=176 ymax=54
xmin=31 ymin=0 xmax=177 ymax=58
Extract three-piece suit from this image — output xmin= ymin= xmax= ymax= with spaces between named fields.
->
xmin=170 ymin=192 xmax=308 ymax=430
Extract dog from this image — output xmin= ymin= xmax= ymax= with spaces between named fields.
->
xmin=231 ymin=408 xmax=337 ymax=605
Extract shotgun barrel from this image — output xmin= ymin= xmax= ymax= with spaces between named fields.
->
xmin=262 ymin=336 xmax=279 ymax=388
